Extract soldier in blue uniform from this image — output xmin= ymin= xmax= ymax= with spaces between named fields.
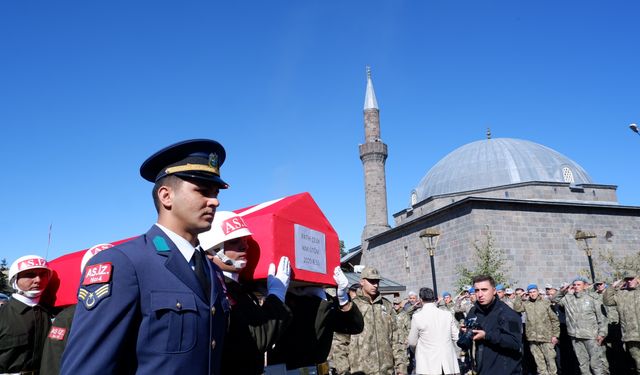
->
xmin=60 ymin=139 xmax=231 ymax=375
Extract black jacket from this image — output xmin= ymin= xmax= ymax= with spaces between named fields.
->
xmin=467 ymin=298 xmax=523 ymax=375
xmin=0 ymin=298 xmax=51 ymax=373
xmin=267 ymin=292 xmax=364 ymax=369
xmin=221 ymin=277 xmax=292 ymax=374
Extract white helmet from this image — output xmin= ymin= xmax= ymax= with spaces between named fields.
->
xmin=199 ymin=211 xmax=252 ymax=251
xmin=80 ymin=243 xmax=115 ymax=272
xmin=199 ymin=211 xmax=252 ymax=270
xmin=9 ymin=255 xmax=52 ymax=298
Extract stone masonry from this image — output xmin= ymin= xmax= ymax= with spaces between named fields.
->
xmin=362 ymin=194 xmax=640 ymax=296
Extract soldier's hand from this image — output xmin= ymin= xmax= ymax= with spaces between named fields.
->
xmin=267 ymin=256 xmax=290 ymax=302
xmin=597 ymin=335 xmax=605 ymax=346
xmin=551 ymin=336 xmax=559 ymax=346
xmin=333 ymin=266 xmax=350 ymax=306
xmin=612 ymin=279 xmax=623 ymax=289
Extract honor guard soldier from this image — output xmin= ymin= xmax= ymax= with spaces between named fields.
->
xmin=0 ymin=255 xmax=52 ymax=374
xmin=60 ymin=139 xmax=231 ymax=375
xmin=199 ymin=211 xmax=293 ymax=375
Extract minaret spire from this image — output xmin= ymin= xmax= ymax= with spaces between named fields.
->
xmin=359 ymin=66 xmax=390 ymax=249
xmin=364 ymin=66 xmax=378 ymax=110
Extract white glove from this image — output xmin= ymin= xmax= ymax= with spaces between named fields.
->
xmin=334 ymin=266 xmax=350 ymax=306
xmin=267 ymin=256 xmax=291 ymax=302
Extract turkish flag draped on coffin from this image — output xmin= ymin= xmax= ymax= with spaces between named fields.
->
xmin=43 ymin=237 xmax=135 ymax=307
xmin=237 ymin=192 xmax=340 ymax=286
xmin=44 ymin=192 xmax=339 ymax=307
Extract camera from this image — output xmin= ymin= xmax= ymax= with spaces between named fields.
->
xmin=457 ymin=317 xmax=482 ymax=350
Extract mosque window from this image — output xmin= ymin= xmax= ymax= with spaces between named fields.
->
xmin=562 ymin=167 xmax=575 ymax=183
xmin=411 ymin=191 xmax=418 ymax=206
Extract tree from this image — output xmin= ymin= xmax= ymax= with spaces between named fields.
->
xmin=579 ymin=249 xmax=640 ymax=283
xmin=339 ymin=240 xmax=347 ymax=258
xmin=0 ymin=258 xmax=11 ymax=294
xmin=455 ymin=228 xmax=515 ymax=290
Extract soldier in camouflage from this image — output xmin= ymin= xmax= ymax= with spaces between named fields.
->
xmin=497 ymin=284 xmax=514 ymax=309
xmin=332 ymin=267 xmax=408 ymax=375
xmin=593 ymin=281 xmax=628 ymax=375
xmin=552 ymin=277 xmax=609 ymax=375
xmin=437 ymin=291 xmax=456 ymax=317
xmin=603 ymin=273 xmax=640 ymax=374
xmin=514 ymin=284 xmax=560 ymax=375
xmin=393 ymin=297 xmax=411 ymax=346
xmin=454 ymin=287 xmax=475 ymax=322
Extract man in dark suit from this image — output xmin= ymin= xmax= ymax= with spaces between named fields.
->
xmin=61 ymin=139 xmax=231 ymax=375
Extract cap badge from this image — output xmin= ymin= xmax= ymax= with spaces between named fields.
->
xmin=209 ymin=153 xmax=218 ymax=169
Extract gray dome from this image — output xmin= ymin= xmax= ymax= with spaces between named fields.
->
xmin=413 ymin=138 xmax=593 ymax=201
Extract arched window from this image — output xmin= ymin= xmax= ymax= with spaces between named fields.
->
xmin=562 ymin=167 xmax=574 ymax=183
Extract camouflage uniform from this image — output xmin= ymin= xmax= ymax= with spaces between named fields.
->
xmin=454 ymin=296 xmax=473 ymax=323
xmin=514 ymin=295 xmax=560 ymax=375
xmin=395 ymin=308 xmax=411 ymax=346
xmin=603 ymin=284 xmax=640 ymax=374
xmin=591 ymin=289 xmax=620 ymax=324
xmin=437 ymin=299 xmax=456 ymax=316
xmin=553 ymin=288 xmax=609 ymax=375
xmin=332 ymin=289 xmax=408 ymax=375
xmin=501 ymin=295 xmax=515 ymax=309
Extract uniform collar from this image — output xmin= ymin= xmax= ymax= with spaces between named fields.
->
xmin=356 ymin=288 xmax=382 ymax=304
xmin=155 ymin=223 xmax=196 ymax=263
xmin=7 ymin=297 xmax=39 ymax=314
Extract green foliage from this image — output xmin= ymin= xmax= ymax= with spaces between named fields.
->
xmin=455 ymin=229 xmax=515 ymax=291
xmin=0 ymin=258 xmax=11 ymax=294
xmin=580 ymin=249 xmax=640 ymax=283
xmin=339 ymin=240 xmax=346 ymax=258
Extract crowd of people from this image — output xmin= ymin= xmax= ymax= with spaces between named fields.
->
xmin=358 ymin=274 xmax=639 ymax=375
xmin=0 ymin=137 xmax=638 ymax=375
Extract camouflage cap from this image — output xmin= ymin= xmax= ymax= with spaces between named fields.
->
xmin=622 ymin=270 xmax=638 ymax=280
xmin=360 ymin=266 xmax=382 ymax=280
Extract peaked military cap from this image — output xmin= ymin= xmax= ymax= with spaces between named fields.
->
xmin=360 ymin=266 xmax=382 ymax=280
xmin=140 ymin=139 xmax=228 ymax=187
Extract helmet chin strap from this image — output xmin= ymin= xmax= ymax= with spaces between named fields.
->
xmin=216 ymin=249 xmax=246 ymax=270
xmin=12 ymin=279 xmax=43 ymax=298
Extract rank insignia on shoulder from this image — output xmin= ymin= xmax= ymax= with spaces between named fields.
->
xmin=48 ymin=326 xmax=67 ymax=341
xmin=78 ymin=284 xmax=111 ymax=310
xmin=82 ymin=262 xmax=113 ymax=286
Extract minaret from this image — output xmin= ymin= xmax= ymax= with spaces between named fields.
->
xmin=360 ymin=66 xmax=390 ymax=249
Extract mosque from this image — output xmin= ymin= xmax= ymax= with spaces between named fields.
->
xmin=351 ymin=69 xmax=640 ymax=295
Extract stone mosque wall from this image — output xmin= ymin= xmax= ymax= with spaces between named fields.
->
xmin=362 ymin=198 xmax=640 ymax=297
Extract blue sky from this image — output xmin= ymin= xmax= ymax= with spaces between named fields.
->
xmin=2 ymin=1 xmax=639 ymax=266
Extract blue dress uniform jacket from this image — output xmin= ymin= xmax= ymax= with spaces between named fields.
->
xmin=60 ymin=225 xmax=229 ymax=375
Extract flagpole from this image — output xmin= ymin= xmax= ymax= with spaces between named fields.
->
xmin=46 ymin=223 xmax=52 ymax=259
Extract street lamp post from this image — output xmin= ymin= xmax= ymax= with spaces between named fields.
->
xmin=575 ymin=230 xmax=597 ymax=283
xmin=419 ymin=228 xmax=441 ymax=296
